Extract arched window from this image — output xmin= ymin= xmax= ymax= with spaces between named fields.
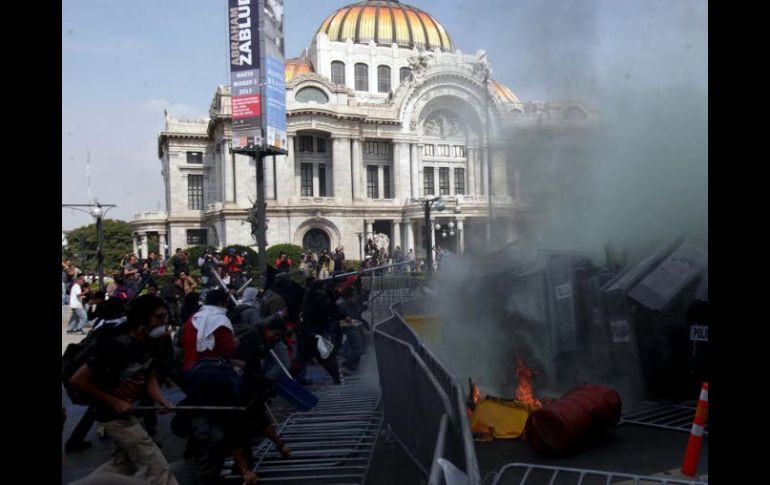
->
xmin=303 ymin=228 xmax=331 ymax=253
xmin=331 ymin=61 xmax=345 ymax=85
xmin=296 ymin=87 xmax=329 ymax=103
xmin=564 ymin=106 xmax=587 ymax=121
xmin=355 ymin=63 xmax=369 ymax=91
xmin=400 ymin=67 xmax=412 ymax=82
xmin=377 ymin=65 xmax=391 ymax=93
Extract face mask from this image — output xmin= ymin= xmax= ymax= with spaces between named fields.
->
xmin=148 ymin=326 xmax=167 ymax=339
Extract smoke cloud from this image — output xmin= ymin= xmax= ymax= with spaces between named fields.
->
xmin=418 ymin=0 xmax=707 ymax=400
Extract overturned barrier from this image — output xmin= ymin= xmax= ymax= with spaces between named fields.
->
xmin=374 ymin=296 xmax=481 ymax=484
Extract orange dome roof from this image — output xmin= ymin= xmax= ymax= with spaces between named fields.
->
xmin=285 ymin=56 xmax=314 ymax=82
xmin=318 ymin=0 xmax=454 ymax=52
xmin=490 ymin=79 xmax=521 ymax=104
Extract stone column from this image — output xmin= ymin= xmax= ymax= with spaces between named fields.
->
xmin=410 ymin=143 xmax=420 ymax=198
xmin=332 ymin=137 xmax=351 ymax=202
xmin=430 ymin=220 xmax=436 ymax=261
xmin=265 ymin=155 xmax=276 ymax=200
xmin=377 ymin=165 xmax=384 ymax=199
xmin=225 ymin=151 xmax=235 ymax=203
xmin=132 ymin=233 xmax=138 ymax=255
xmin=434 ymin=167 xmax=440 ymax=197
xmin=312 ymin=164 xmax=319 ymax=197
xmin=275 ymin=134 xmax=294 ymax=204
xmin=449 ymin=166 xmax=456 ymax=195
xmin=352 ymin=138 xmax=364 ymax=200
xmin=366 ymin=221 xmax=374 ymax=241
xmin=482 ymin=147 xmax=490 ymax=196
xmin=140 ymin=233 xmax=149 ymax=259
xmin=405 ymin=220 xmax=414 ymax=254
xmin=457 ymin=220 xmax=465 ymax=255
xmin=467 ymin=148 xmax=476 ymax=195
xmin=492 ymin=147 xmax=508 ymax=196
xmin=159 ymin=232 xmax=167 ymax=259
xmin=513 ymin=167 xmax=520 ymax=200
xmin=392 ymin=142 xmax=403 ymax=202
xmin=393 ymin=221 xmax=402 ymax=250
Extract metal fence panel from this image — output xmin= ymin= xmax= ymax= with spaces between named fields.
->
xmin=491 ymin=463 xmax=708 ymax=485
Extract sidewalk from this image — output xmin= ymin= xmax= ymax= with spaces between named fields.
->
xmin=62 ymin=306 xmax=88 ymax=355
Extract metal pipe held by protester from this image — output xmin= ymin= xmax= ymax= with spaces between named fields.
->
xmin=269 ymin=349 xmax=293 ymax=380
xmin=207 ymin=260 xmax=240 ymax=306
xmin=123 ymin=273 xmax=155 ymax=309
xmin=131 ymin=405 xmax=247 ymax=412
xmin=236 ymin=278 xmax=253 ymax=295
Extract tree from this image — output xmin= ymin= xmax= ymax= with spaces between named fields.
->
xmin=63 ymin=219 xmax=133 ymax=274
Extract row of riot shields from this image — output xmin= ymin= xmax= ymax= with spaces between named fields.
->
xmin=489 ymin=239 xmax=708 ymax=402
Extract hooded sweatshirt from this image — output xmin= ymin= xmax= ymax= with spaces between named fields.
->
xmin=182 ymin=305 xmax=236 ymax=371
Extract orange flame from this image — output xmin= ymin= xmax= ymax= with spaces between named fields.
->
xmin=472 ymin=383 xmax=481 ymax=405
xmin=514 ymin=357 xmax=542 ymax=410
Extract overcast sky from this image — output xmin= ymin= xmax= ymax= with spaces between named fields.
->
xmin=62 ymin=0 xmax=707 ymax=230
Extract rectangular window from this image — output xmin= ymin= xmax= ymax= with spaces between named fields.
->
xmin=439 ymin=167 xmax=450 ymax=195
xmin=318 ymin=164 xmax=327 ymax=197
xmin=316 ymin=137 xmax=327 ymax=153
xmin=366 ymin=141 xmax=377 ymax=155
xmin=423 ymin=144 xmax=435 ymax=157
xmin=383 ymin=166 xmax=391 ymax=199
xmin=455 ymin=168 xmax=465 ymax=195
xmin=298 ymin=135 xmax=314 ymax=152
xmin=367 ymin=165 xmax=379 ymax=199
xmin=186 ymin=151 xmax=203 ymax=164
xmin=453 ymin=145 xmax=465 ymax=158
xmin=355 ymin=63 xmax=369 ymax=91
xmin=381 ymin=143 xmax=391 ymax=156
xmin=188 ymin=175 xmax=203 ymax=210
xmin=400 ymin=67 xmax=412 ymax=82
xmin=438 ymin=144 xmax=450 ymax=157
xmin=377 ymin=65 xmax=391 ymax=93
xmin=424 ymin=167 xmax=434 ymax=195
xmin=301 ymin=163 xmax=313 ymax=196
xmin=331 ymin=61 xmax=346 ymax=85
xmin=186 ymin=229 xmax=208 ymax=246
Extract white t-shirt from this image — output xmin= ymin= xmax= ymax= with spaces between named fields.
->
xmin=69 ymin=283 xmax=83 ymax=309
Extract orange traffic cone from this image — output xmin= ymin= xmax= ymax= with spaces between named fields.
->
xmin=681 ymin=382 xmax=708 ymax=477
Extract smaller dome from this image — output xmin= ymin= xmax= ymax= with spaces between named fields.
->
xmin=489 ymin=79 xmax=521 ymax=104
xmin=285 ymin=57 xmax=314 ymax=82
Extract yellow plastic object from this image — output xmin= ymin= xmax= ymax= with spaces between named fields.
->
xmin=403 ymin=315 xmax=441 ymax=350
xmin=470 ymin=399 xmax=531 ymax=440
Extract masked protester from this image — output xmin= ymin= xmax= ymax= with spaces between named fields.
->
xmin=69 ymin=295 xmax=178 ymax=485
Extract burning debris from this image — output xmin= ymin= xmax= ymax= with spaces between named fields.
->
xmin=468 ymin=357 xmax=547 ymax=442
xmin=514 ymin=356 xmax=543 ymax=411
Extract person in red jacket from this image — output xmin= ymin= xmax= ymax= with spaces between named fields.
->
xmin=182 ymin=289 xmax=236 ymax=373
xmin=274 ymin=252 xmax=293 ymax=273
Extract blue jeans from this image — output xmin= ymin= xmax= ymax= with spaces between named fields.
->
xmin=67 ymin=308 xmax=88 ymax=332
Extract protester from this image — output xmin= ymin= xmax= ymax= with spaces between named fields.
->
xmin=293 ymin=280 xmax=342 ymax=384
xmin=67 ymin=275 xmax=89 ymax=335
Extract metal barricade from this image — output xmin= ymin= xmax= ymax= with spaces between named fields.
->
xmin=491 ymin=463 xmax=708 ymax=485
xmin=374 ymin=294 xmax=481 ymax=485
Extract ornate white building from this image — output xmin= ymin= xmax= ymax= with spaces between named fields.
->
xmin=130 ymin=0 xmax=596 ymax=261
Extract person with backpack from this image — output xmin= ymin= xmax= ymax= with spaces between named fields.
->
xmin=232 ymin=286 xmax=288 ymax=379
xmin=111 ymin=276 xmax=133 ymax=301
xmin=63 ymin=298 xmax=127 ymax=453
xmin=68 ymin=295 xmax=178 ymax=485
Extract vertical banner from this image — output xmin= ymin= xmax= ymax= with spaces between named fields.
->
xmin=229 ymin=0 xmax=262 ymax=149
xmin=260 ymin=0 xmax=287 ymax=151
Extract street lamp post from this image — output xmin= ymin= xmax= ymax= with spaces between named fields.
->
xmin=414 ymin=196 xmax=445 ymax=273
xmin=62 ymin=201 xmax=116 ymax=290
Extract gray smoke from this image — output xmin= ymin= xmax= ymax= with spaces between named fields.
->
xmin=418 ymin=0 xmax=707 ymax=399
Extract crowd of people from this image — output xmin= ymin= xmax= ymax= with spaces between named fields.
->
xmin=62 ymin=248 xmax=373 ymax=485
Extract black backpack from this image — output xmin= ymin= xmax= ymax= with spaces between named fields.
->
xmin=61 ymin=322 xmax=127 ymax=405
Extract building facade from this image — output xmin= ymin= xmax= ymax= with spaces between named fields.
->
xmin=130 ymin=0 xmax=596 ymax=261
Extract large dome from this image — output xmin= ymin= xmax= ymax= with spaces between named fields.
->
xmin=317 ymin=0 xmax=454 ymax=52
